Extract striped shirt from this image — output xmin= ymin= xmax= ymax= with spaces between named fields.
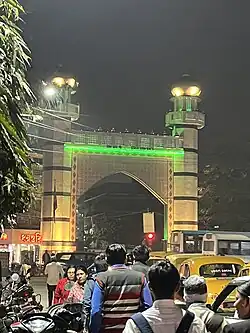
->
xmin=90 ymin=264 xmax=152 ymax=333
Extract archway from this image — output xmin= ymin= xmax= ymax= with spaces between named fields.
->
xmin=77 ymin=172 xmax=165 ymax=250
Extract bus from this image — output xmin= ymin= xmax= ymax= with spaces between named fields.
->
xmin=170 ymin=230 xmax=210 ymax=253
xmin=202 ymin=232 xmax=250 ymax=262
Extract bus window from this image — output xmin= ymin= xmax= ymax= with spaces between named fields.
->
xmin=203 ymin=240 xmax=214 ymax=252
xmin=200 ymin=264 xmax=241 ymax=278
xmin=184 ymin=236 xmax=195 ymax=253
xmin=228 ymin=242 xmax=240 ymax=255
xmin=241 ymin=242 xmax=250 ymax=256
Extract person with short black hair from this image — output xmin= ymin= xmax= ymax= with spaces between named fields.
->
xmin=184 ymin=275 xmax=225 ymax=333
xmin=90 ymin=244 xmax=152 ymax=333
xmin=44 ymin=256 xmax=64 ymax=307
xmin=131 ymin=245 xmax=150 ymax=276
xmin=124 ymin=261 xmax=206 ymax=333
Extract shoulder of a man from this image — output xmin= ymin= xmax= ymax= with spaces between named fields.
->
xmin=123 ymin=318 xmax=141 ymax=333
xmin=124 ymin=311 xmax=206 ymax=333
xmin=223 ymin=320 xmax=250 ymax=333
xmin=45 ymin=262 xmax=51 ymax=270
xmin=127 ymin=267 xmax=146 ymax=280
xmin=95 ymin=270 xmax=109 ymax=288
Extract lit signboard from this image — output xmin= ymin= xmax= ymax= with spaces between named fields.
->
xmin=20 ymin=232 xmax=42 ymax=244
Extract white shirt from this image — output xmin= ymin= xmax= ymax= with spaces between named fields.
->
xmin=123 ymin=300 xmax=207 ymax=333
xmin=44 ymin=262 xmax=64 ymax=285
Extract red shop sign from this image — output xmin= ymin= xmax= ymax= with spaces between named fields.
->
xmin=20 ymin=232 xmax=42 ymax=244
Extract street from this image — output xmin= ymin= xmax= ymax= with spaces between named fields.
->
xmin=30 ymin=276 xmax=48 ymax=308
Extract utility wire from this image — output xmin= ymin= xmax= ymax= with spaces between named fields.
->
xmin=32 ymin=106 xmax=94 ymax=130
xmin=30 ymin=147 xmax=64 ymax=154
xmin=24 ymin=119 xmax=80 ymax=137
xmin=29 ymin=134 xmax=65 ymax=144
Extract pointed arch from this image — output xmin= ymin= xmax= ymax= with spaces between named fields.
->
xmin=80 ymin=171 xmax=166 ymax=205
xmin=120 ymin=171 xmax=166 ymax=205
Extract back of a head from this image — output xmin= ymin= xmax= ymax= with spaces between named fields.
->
xmin=184 ymin=275 xmax=207 ymax=304
xmin=149 ymin=260 xmax=180 ymax=299
xmin=106 ymin=244 xmax=126 ymax=266
xmin=132 ymin=245 xmax=149 ymax=264
xmin=238 ymin=281 xmax=250 ymax=298
xmin=95 ymin=259 xmax=108 ymax=273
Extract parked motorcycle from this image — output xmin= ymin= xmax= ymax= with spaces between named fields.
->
xmin=1 ymin=273 xmax=42 ymax=311
xmin=0 ymin=302 xmax=42 ymax=333
xmin=9 ymin=308 xmax=82 ymax=333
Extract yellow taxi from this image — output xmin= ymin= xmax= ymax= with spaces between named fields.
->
xmin=238 ymin=263 xmax=250 ymax=277
xmin=148 ymin=252 xmax=202 ymax=268
xmin=166 ymin=253 xmax=202 ymax=270
xmin=179 ymin=256 xmax=244 ymax=304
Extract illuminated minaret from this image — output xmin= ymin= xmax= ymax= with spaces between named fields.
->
xmin=40 ymin=76 xmax=79 ymax=253
xmin=165 ymin=74 xmax=205 ymax=230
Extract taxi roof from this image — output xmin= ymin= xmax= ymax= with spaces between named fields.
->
xmin=181 ymin=255 xmax=245 ymax=266
xmin=166 ymin=253 xmax=201 ymax=259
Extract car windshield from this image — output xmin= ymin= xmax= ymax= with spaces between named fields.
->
xmin=200 ymin=264 xmax=241 ymax=278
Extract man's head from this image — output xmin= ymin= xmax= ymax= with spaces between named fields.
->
xmin=235 ymin=281 xmax=250 ymax=319
xmin=106 ymin=244 xmax=127 ymax=266
xmin=148 ymin=260 xmax=180 ymax=300
xmin=183 ymin=275 xmax=207 ymax=305
xmin=132 ymin=245 xmax=149 ymax=264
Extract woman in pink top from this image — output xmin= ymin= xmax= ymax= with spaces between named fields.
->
xmin=67 ymin=265 xmax=88 ymax=303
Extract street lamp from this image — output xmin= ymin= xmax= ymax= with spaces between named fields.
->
xmin=43 ymin=86 xmax=57 ymax=98
xmin=51 ymin=76 xmax=77 ymax=90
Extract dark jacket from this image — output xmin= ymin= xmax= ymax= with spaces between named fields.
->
xmin=224 ymin=320 xmax=250 ymax=333
xmin=131 ymin=261 xmax=149 ymax=277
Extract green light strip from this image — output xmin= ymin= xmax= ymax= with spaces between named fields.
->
xmin=64 ymin=144 xmax=184 ymax=158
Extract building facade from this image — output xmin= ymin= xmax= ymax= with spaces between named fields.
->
xmin=38 ymin=75 xmax=205 ymax=252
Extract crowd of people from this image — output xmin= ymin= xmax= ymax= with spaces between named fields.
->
xmin=41 ymin=244 xmax=250 ymax=333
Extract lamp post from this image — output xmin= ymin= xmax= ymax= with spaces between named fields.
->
xmin=42 ymin=76 xmax=78 ymax=115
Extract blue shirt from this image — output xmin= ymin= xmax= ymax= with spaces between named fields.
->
xmin=83 ymin=277 xmax=95 ymax=316
xmin=90 ymin=264 xmax=153 ymax=333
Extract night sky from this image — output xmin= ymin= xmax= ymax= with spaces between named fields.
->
xmin=22 ymin=0 xmax=250 ymax=168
